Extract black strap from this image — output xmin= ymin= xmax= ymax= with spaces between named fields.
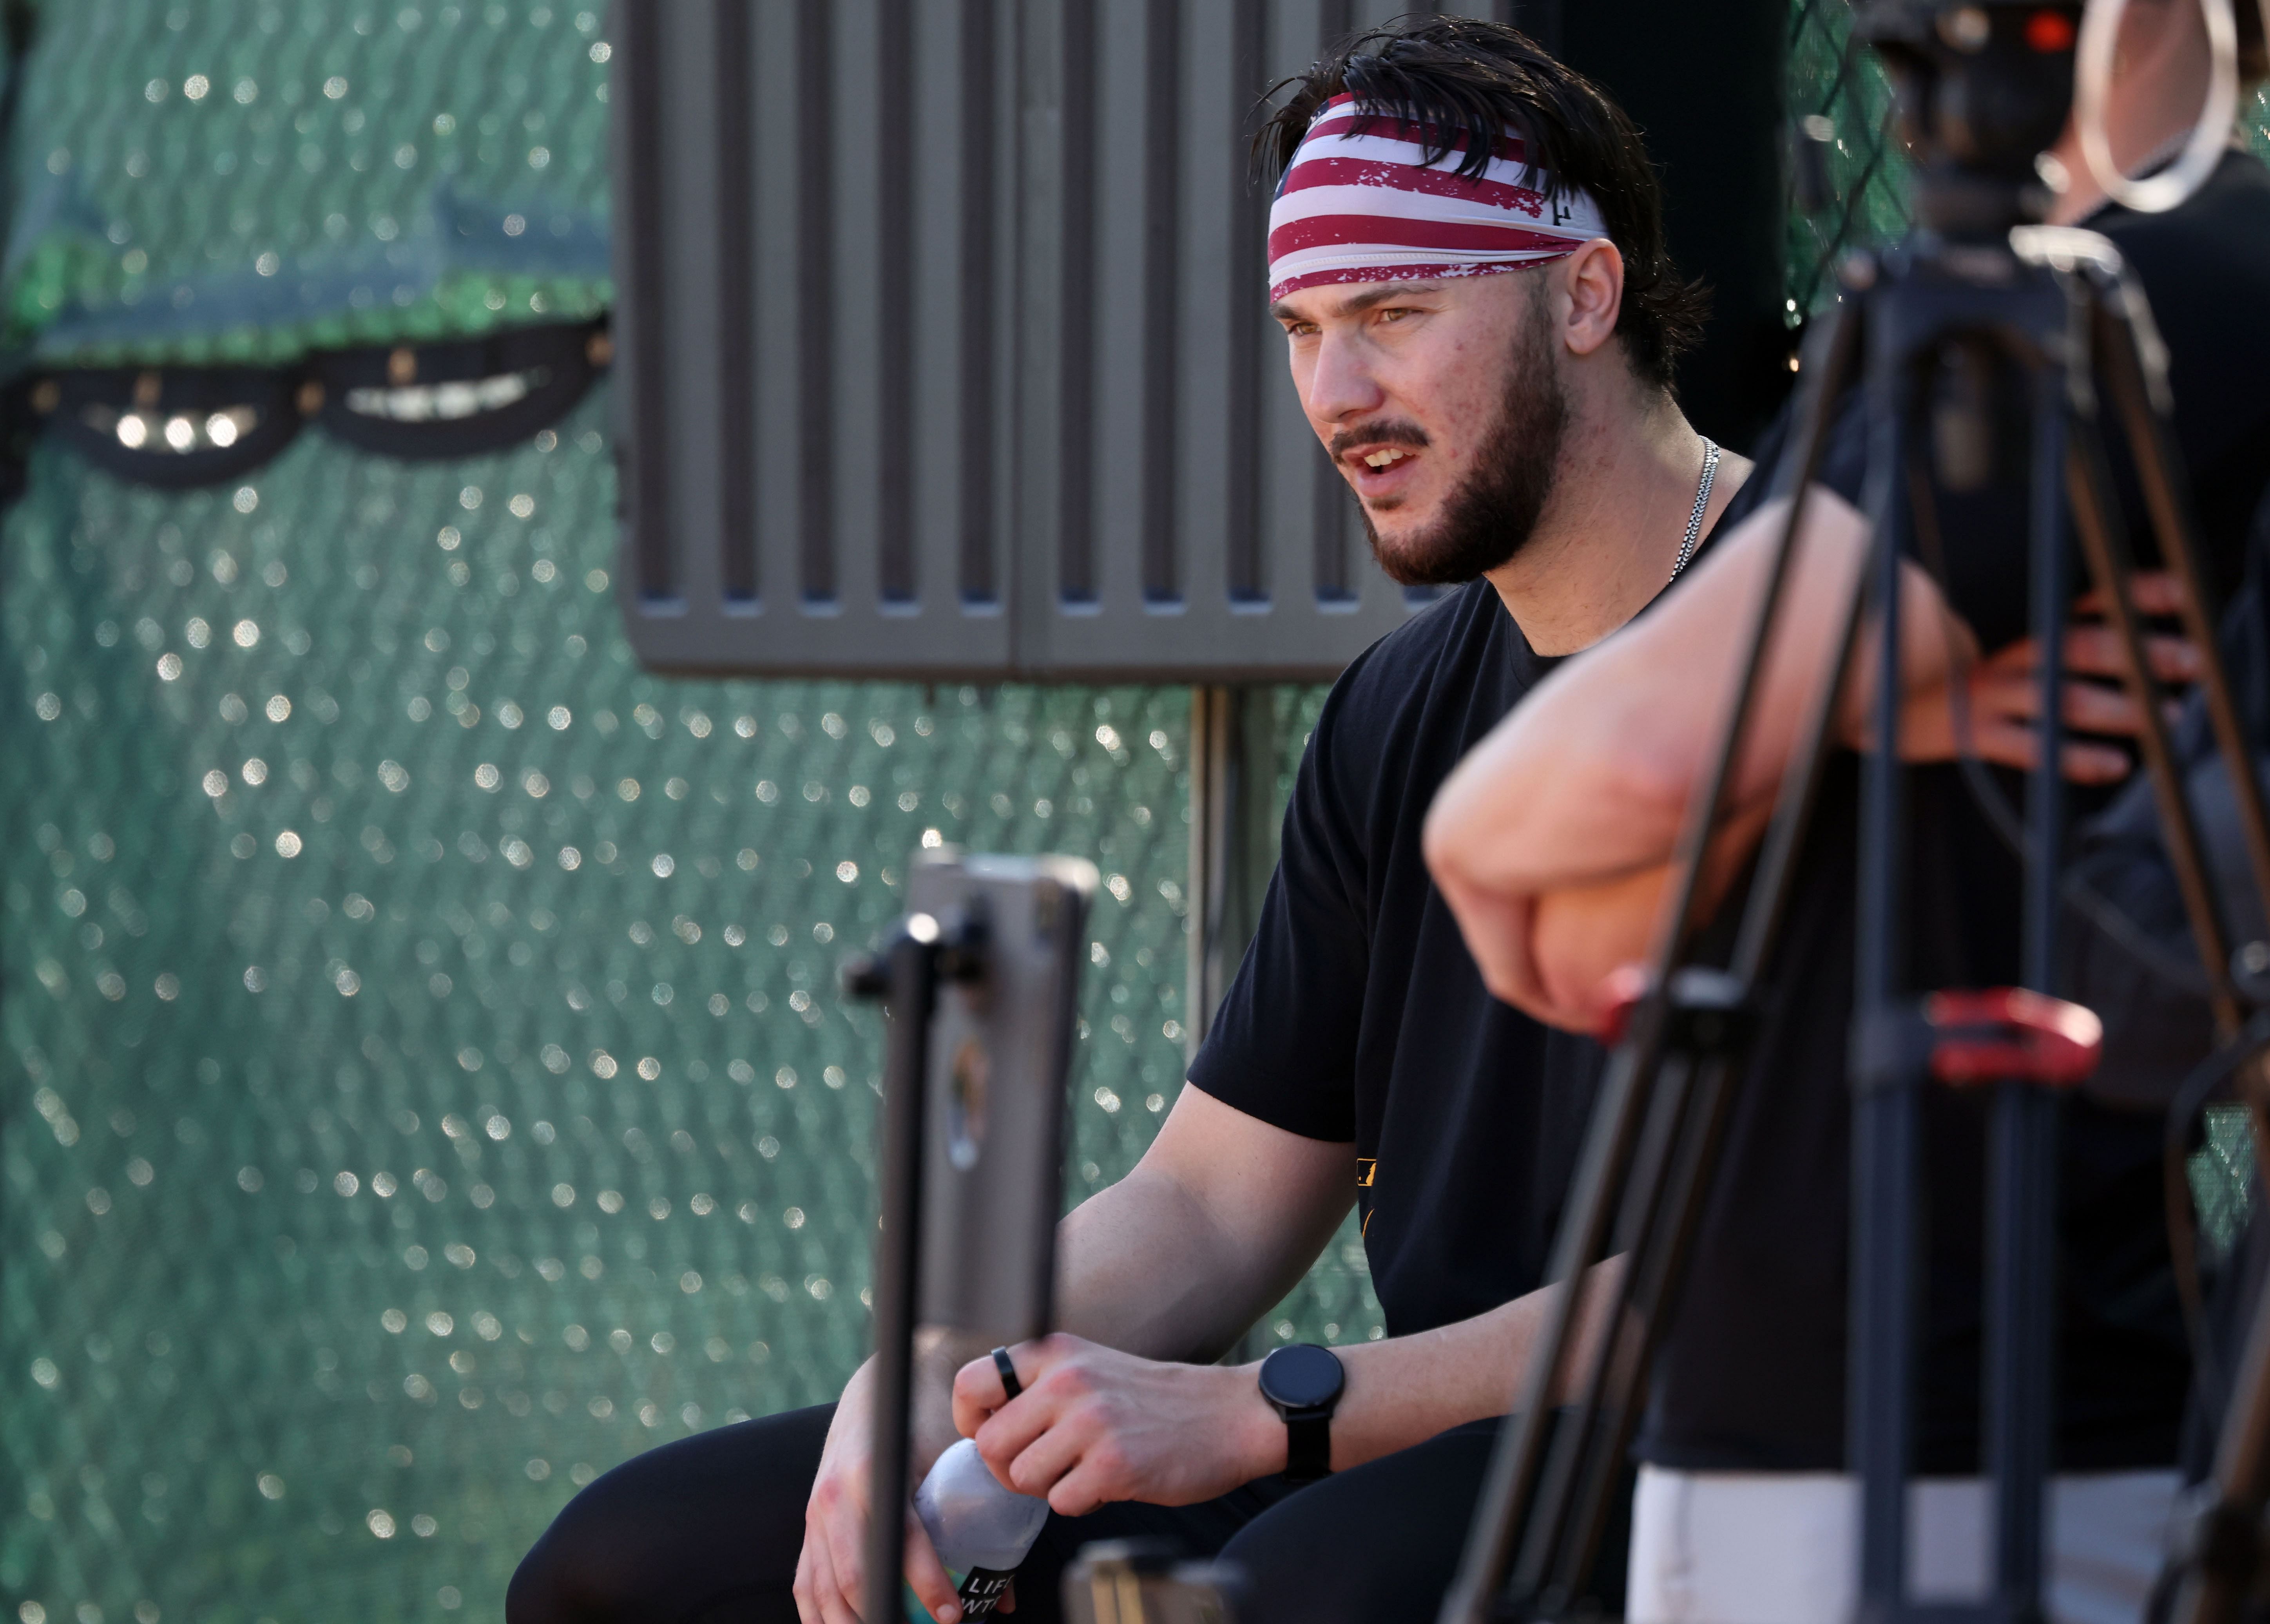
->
xmin=990 ymin=1346 xmax=1022 ymax=1403
xmin=1284 ymin=1412 xmax=1332 ymax=1482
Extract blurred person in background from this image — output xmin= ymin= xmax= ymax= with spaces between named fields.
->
xmin=1424 ymin=2 xmax=2270 ymax=1619
xmin=510 ymin=16 xmax=2198 ymax=1624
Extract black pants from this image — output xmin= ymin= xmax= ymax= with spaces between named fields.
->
xmin=506 ymin=1405 xmax=1614 ymax=1624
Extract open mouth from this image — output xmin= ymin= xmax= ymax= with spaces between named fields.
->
xmin=1344 ymin=442 xmax=1422 ymax=498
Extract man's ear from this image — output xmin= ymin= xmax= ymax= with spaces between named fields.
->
xmin=1558 ymin=239 xmax=1627 ymax=360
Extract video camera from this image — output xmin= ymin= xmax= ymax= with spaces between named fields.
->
xmin=1855 ymin=0 xmax=2083 ymax=232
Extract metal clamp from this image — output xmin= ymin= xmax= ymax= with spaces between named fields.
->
xmin=841 ymin=908 xmax=990 ymax=1001
xmin=1921 ymin=988 xmax=2103 ymax=1088
xmin=1853 ymin=989 xmax=2102 ymax=1095
xmin=1597 ymin=966 xmax=1757 ymax=1056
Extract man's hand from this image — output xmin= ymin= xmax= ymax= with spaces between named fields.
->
xmin=951 ymin=1334 xmax=1281 ymax=1519
xmin=1901 ymin=570 xmax=2198 ymax=781
xmin=795 ymin=1359 xmax=966 ymax=1624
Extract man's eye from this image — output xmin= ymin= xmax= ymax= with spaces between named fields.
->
xmin=1376 ymin=306 xmax=1413 ymax=324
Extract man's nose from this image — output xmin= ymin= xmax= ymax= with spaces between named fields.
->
xmin=1303 ymin=330 xmax=1386 ymax=431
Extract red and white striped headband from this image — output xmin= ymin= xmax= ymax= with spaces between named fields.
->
xmin=1267 ymin=93 xmax=1608 ymax=304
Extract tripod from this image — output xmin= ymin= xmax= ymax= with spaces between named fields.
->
xmin=841 ymin=854 xmax=1096 ymax=1622
xmin=1437 ymin=13 xmax=2270 ymax=1623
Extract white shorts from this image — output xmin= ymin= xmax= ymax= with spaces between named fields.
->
xmin=1626 ymin=1464 xmax=2182 ymax=1624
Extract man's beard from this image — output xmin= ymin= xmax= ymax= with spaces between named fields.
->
xmin=1358 ymin=297 xmax=1570 ymax=588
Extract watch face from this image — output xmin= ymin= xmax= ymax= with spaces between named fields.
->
xmin=1260 ymin=1343 xmax=1344 ymax=1411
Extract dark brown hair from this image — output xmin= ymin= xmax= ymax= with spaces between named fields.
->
xmin=1256 ymin=15 xmax=1708 ymax=392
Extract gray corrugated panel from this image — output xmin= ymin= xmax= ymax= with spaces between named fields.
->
xmin=616 ymin=0 xmax=1015 ymax=676
xmin=614 ymin=0 xmax=1516 ymax=681
xmin=1012 ymin=0 xmax=1416 ymax=680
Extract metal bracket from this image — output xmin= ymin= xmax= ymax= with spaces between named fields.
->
xmin=1852 ymin=989 xmax=2102 ymax=1095
xmin=841 ymin=907 xmax=990 ymax=1001
xmin=1598 ymin=966 xmax=1758 ymax=1057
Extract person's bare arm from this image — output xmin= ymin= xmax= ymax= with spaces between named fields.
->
xmin=1423 ymin=487 xmax=1965 ymax=1033
xmin=797 ymin=1086 xmax=1351 ymax=1623
xmin=948 ymin=1253 xmax=1626 ymax=1517
xmin=1051 ymin=1085 xmax=1356 ymax=1359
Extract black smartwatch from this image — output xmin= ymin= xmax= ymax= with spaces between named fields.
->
xmin=1257 ymin=1343 xmax=1344 ymax=1483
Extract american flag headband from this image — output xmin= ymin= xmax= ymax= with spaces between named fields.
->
xmin=1267 ymin=93 xmax=1608 ymax=305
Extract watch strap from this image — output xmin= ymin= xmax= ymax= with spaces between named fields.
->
xmin=1284 ymin=1409 xmax=1332 ymax=1481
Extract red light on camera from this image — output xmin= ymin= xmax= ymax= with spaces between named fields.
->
xmin=2025 ymin=10 xmax=2077 ymax=52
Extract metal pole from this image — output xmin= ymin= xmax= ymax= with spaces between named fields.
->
xmin=1187 ymin=684 xmax=1229 ymax=1061
xmin=867 ymin=927 xmax=937 ymax=1623
xmin=1984 ymin=363 xmax=2073 ymax=1621
xmin=1852 ymin=349 xmax=1917 ymax=1620
xmin=1187 ymin=684 xmax=1280 ymax=1058
xmin=1437 ymin=297 xmax=1862 ymax=1624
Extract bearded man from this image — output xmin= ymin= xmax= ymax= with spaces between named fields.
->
xmin=509 ymin=18 xmax=2154 ymax=1624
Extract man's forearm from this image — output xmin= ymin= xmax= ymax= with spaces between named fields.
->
xmin=952 ymin=1257 xmax=1629 ymax=1514
xmin=1054 ymin=1158 xmax=1351 ymax=1364
xmin=1039 ymin=1084 xmax=1358 ymax=1366
xmin=1309 ymin=1256 xmax=1625 ymax=1472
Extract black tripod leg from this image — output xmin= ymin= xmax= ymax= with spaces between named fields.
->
xmin=2179 ymin=1279 xmax=2270 ymax=1624
xmin=1852 ymin=343 xmax=1920 ymax=1619
xmin=868 ymin=931 xmax=938 ymax=1623
xmin=2063 ymin=416 xmax=2246 ymax=1036
xmin=2094 ymin=284 xmax=2270 ymax=1216
xmin=1535 ymin=556 xmax=1878 ymax=1611
xmin=1435 ymin=297 xmax=1865 ymax=1624
xmin=1436 ymin=1027 xmax=1661 ymax=1624
xmin=1511 ymin=296 xmax=1875 ymax=1589
xmin=2067 ymin=351 xmax=2261 ymax=1527
xmin=2094 ymin=287 xmax=2270 ymax=942
xmin=2070 ymin=295 xmax=2270 ymax=1624
xmin=2095 ymin=295 xmax=2270 ymax=1423
xmin=1513 ymin=1048 xmax=1700 ymax=1608
xmin=1980 ymin=364 xmax=2074 ymax=1620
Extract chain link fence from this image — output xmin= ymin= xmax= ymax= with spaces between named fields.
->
xmin=4 ymin=0 xmax=611 ymax=366
xmin=13 ymin=7 xmax=2268 ymax=1624
xmin=0 ymin=380 xmax=1317 ymax=1623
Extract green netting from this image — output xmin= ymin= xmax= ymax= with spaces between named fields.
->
xmin=1783 ymin=0 xmax=1911 ymax=319
xmin=0 ymin=0 xmax=612 ymax=366
xmin=0 ymin=378 xmax=1386 ymax=1624
xmin=25 ymin=8 xmax=2270 ymax=1624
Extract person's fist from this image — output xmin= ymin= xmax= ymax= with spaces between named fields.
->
xmin=951 ymin=1334 xmax=1279 ymax=1517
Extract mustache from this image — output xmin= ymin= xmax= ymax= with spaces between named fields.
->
xmin=1328 ymin=420 xmax=1430 ymax=462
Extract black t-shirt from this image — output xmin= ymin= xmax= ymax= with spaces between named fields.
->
xmin=1188 ymin=578 xmax=1613 ymax=1336
xmin=1643 ymin=150 xmax=2270 ymax=1474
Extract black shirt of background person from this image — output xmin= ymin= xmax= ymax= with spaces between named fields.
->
xmin=1642 ymin=149 xmax=2270 ymax=1476
xmin=1187 ymin=575 xmax=1621 ymax=1339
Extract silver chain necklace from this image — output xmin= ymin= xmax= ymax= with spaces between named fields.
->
xmin=1667 ymin=437 xmax=1721 ymax=582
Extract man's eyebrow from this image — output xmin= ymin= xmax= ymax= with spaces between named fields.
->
xmin=1269 ymin=281 xmax=1445 ymax=324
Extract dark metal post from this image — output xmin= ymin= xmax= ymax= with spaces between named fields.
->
xmin=1187 ymin=684 xmax=1279 ymax=1057
xmin=1982 ymin=364 xmax=2072 ymax=1620
xmin=1852 ymin=347 xmax=1917 ymax=1619
xmin=866 ymin=927 xmax=938 ymax=1622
